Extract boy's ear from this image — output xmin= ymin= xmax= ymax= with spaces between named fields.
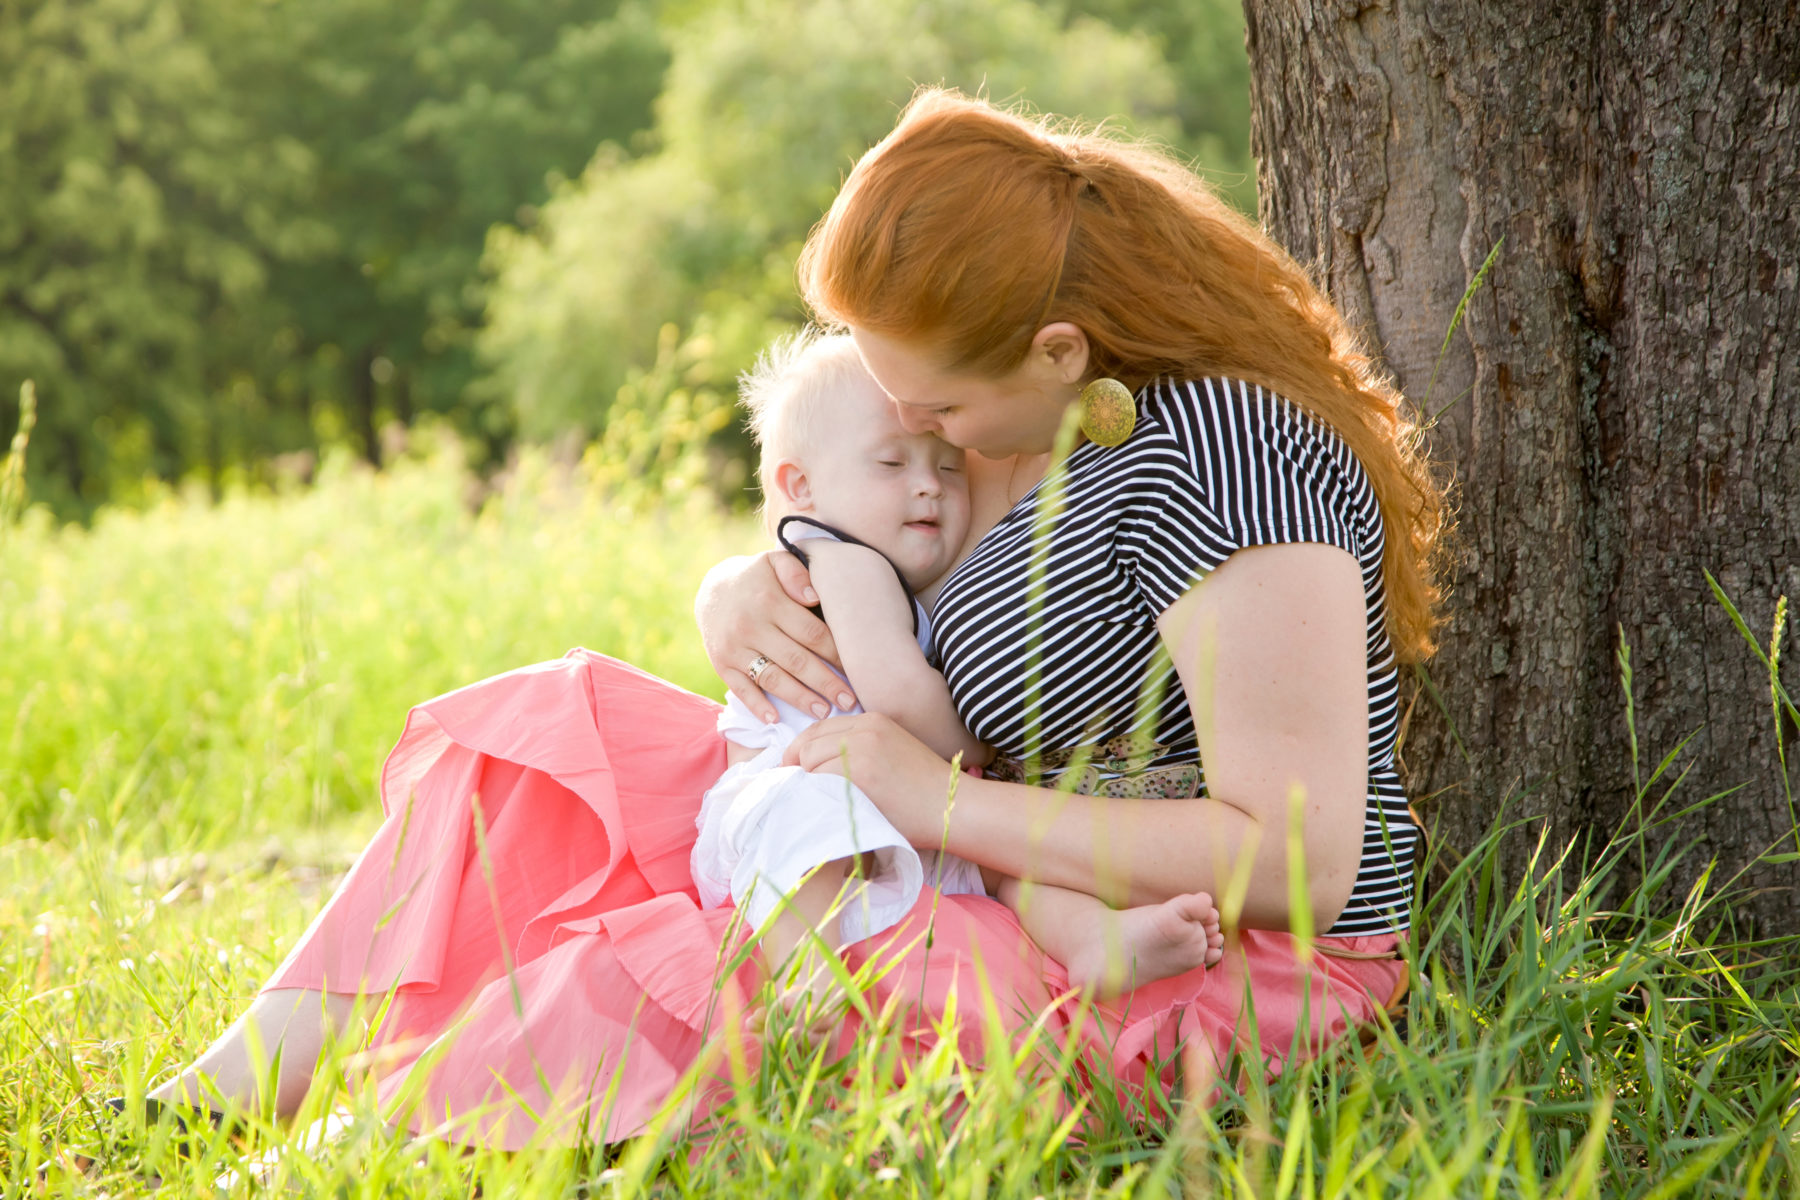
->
xmin=772 ymin=460 xmax=814 ymax=511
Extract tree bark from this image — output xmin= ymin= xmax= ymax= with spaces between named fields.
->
xmin=1243 ymin=0 xmax=1800 ymax=931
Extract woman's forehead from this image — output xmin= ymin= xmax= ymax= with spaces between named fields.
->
xmin=850 ymin=327 xmax=941 ymax=394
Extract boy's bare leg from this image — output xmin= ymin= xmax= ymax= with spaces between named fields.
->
xmin=760 ymin=859 xmax=865 ymax=1038
xmin=999 ymin=878 xmax=1224 ymax=998
xmin=148 ymin=989 xmax=357 ymax=1117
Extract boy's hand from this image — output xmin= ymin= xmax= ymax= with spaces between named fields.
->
xmin=696 ymin=551 xmax=851 ymax=722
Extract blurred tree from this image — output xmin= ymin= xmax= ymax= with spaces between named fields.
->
xmin=3 ymin=0 xmax=1253 ymax=514
xmin=480 ymin=0 xmax=1180 ymax=477
xmin=1045 ymin=0 xmax=1255 ymax=210
xmin=0 ymin=0 xmax=321 ymax=513
xmin=0 ymin=0 xmax=668 ymax=516
xmin=240 ymin=0 xmax=669 ymax=464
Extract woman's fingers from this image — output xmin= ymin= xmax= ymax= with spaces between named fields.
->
xmin=780 ymin=715 xmax=947 ymax=846
xmin=764 ymin=610 xmax=853 ymax=715
xmin=738 ymin=651 xmax=825 ymax=721
xmin=717 ymin=666 xmax=777 ymax=724
xmin=695 ymin=551 xmax=853 ymax=720
xmin=782 ymin=716 xmax=863 ymax=772
xmin=771 ymin=549 xmax=820 ymax=607
xmin=745 ymin=557 xmax=850 ymax=714
xmin=728 ymin=628 xmax=851 ymax=721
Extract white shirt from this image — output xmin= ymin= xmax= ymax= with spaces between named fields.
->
xmin=690 ymin=524 xmax=985 ymax=943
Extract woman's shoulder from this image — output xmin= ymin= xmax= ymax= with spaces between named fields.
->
xmin=1125 ymin=377 xmax=1380 ymax=556
xmin=1139 ymin=378 xmax=1372 ymax=500
xmin=1140 ymin=377 xmax=1342 ymax=452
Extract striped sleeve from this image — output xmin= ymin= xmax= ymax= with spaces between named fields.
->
xmin=1128 ymin=378 xmax=1365 ymax=614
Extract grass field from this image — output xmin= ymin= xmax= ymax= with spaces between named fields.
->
xmin=3 ymin=452 xmax=1797 ymax=1197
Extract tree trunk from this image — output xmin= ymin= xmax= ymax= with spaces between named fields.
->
xmin=1242 ymin=0 xmax=1800 ymax=932
xmin=352 ymin=346 xmax=382 ymax=468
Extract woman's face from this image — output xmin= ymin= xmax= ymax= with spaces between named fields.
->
xmin=850 ymin=327 xmax=1083 ymax=459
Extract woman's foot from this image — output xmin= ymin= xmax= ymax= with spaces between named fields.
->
xmin=210 ymin=1112 xmax=367 ymax=1194
xmin=102 ymin=1097 xmax=242 ymax=1159
xmin=148 ymin=988 xmax=356 ymax=1118
xmin=1063 ymin=892 xmax=1224 ymax=998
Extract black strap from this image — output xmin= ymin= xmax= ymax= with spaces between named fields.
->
xmin=775 ymin=515 xmax=921 ymax=639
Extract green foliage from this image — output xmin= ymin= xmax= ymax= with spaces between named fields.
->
xmin=2 ymin=472 xmax=1798 ymax=1195
xmin=1047 ymin=0 xmax=1256 ymax=210
xmin=247 ymin=0 xmax=670 ymax=454
xmin=0 ymin=445 xmax=752 ymax=847
xmin=0 ymin=0 xmax=670 ymax=516
xmin=2 ymin=0 xmax=1256 ymax=515
xmin=479 ymin=0 xmax=1182 ymax=465
xmin=0 ymin=0 xmax=321 ymax=512
xmin=581 ymin=320 xmax=756 ymax=512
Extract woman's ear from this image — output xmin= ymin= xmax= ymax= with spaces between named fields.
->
xmin=772 ymin=459 xmax=814 ymax=512
xmin=1030 ymin=322 xmax=1091 ymax=384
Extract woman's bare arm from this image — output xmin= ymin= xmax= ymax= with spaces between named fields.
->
xmin=784 ymin=541 xmax=1369 ymax=930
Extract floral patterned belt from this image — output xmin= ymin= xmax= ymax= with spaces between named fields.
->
xmin=986 ymin=735 xmax=1202 ymax=800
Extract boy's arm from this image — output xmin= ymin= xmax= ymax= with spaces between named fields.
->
xmin=803 ymin=541 xmax=991 ymax=766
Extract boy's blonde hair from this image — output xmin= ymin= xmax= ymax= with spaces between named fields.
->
xmin=740 ymin=328 xmax=870 ymax=534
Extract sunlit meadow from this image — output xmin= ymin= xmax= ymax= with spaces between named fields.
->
xmin=2 ymin=444 xmax=1797 ymax=1197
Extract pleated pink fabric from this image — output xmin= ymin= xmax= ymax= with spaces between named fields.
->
xmin=267 ymin=650 xmax=1403 ymax=1149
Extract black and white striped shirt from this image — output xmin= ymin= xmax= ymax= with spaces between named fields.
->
xmin=933 ymin=378 xmax=1418 ymax=936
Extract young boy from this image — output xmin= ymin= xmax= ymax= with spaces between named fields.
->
xmin=691 ymin=330 xmax=1222 ymax=1025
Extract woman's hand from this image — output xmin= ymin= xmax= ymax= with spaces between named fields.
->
xmin=695 ymin=551 xmax=850 ymax=722
xmin=782 ymin=714 xmax=958 ymax=845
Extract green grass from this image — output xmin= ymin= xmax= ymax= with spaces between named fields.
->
xmin=3 ymin=453 xmax=1797 ymax=1197
xmin=0 ymin=441 xmax=744 ymax=850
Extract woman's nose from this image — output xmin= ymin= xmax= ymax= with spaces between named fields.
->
xmin=894 ymin=404 xmax=938 ymax=435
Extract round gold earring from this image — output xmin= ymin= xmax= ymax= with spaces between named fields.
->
xmin=1078 ymin=377 xmax=1135 ymax=447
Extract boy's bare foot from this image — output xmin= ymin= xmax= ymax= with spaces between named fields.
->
xmin=1064 ymin=892 xmax=1224 ymax=998
xmin=766 ymin=962 xmax=848 ymax=1044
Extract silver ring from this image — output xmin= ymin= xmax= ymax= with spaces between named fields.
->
xmin=745 ymin=655 xmax=773 ymax=684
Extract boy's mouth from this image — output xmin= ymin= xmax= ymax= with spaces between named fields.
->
xmin=905 ymin=518 xmax=940 ymax=532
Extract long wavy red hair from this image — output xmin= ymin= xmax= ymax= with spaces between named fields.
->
xmin=799 ymin=89 xmax=1446 ymax=661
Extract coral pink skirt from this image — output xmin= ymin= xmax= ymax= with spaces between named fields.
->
xmin=267 ymin=650 xmax=1404 ymax=1149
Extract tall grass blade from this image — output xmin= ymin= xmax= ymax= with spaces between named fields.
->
xmin=0 ymin=380 xmax=35 ymax=535
xmin=1424 ymin=239 xmax=1504 ymax=421
xmin=1704 ymin=571 xmax=1800 ymax=850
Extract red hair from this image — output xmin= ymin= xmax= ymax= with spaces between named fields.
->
xmin=800 ymin=89 xmax=1446 ymax=661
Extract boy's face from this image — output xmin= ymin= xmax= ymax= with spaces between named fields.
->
xmin=793 ymin=377 xmax=971 ymax=590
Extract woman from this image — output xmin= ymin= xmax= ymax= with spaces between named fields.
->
xmin=139 ymin=90 xmax=1443 ymax=1149
xmin=706 ymin=86 xmax=1441 ymax=1090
